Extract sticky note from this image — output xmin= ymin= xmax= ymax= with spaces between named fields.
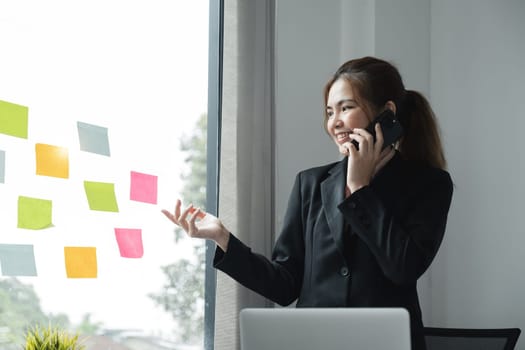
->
xmin=77 ymin=121 xmax=111 ymax=156
xmin=0 ymin=244 xmax=37 ymax=276
xmin=0 ymin=149 xmax=5 ymax=183
xmin=130 ymin=171 xmax=158 ymax=204
xmin=0 ymin=100 xmax=29 ymax=139
xmin=64 ymin=246 xmax=97 ymax=278
xmin=35 ymin=143 xmax=69 ymax=179
xmin=18 ymin=196 xmax=53 ymax=230
xmin=83 ymin=181 xmax=119 ymax=212
xmin=114 ymin=228 xmax=144 ymax=258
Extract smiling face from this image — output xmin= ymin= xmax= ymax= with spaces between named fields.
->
xmin=325 ymin=78 xmax=372 ymax=151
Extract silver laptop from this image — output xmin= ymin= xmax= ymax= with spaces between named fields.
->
xmin=240 ymin=307 xmax=411 ymax=350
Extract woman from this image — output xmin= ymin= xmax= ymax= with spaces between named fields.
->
xmin=162 ymin=56 xmax=453 ymax=350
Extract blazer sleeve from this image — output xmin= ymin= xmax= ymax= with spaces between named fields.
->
xmin=213 ymin=173 xmax=305 ymax=306
xmin=338 ymin=169 xmax=453 ymax=285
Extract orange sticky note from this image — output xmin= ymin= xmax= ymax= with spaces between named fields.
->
xmin=35 ymin=143 xmax=69 ymax=179
xmin=64 ymin=247 xmax=97 ymax=278
xmin=114 ymin=228 xmax=144 ymax=258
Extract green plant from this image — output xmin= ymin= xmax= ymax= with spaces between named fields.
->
xmin=24 ymin=325 xmax=85 ymax=350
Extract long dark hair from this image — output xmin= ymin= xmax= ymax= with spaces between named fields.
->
xmin=323 ymin=56 xmax=447 ymax=170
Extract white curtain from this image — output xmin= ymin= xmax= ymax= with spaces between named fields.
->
xmin=214 ymin=0 xmax=275 ymax=349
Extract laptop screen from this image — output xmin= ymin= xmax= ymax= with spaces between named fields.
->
xmin=240 ymin=307 xmax=411 ymax=350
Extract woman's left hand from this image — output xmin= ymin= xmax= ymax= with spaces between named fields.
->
xmin=343 ymin=123 xmax=393 ymax=196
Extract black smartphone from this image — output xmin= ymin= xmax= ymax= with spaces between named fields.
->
xmin=351 ymin=109 xmax=403 ymax=151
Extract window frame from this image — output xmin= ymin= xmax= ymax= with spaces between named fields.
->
xmin=204 ymin=0 xmax=223 ymax=349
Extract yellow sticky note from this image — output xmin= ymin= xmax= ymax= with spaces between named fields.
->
xmin=83 ymin=181 xmax=119 ymax=212
xmin=17 ymin=196 xmax=53 ymax=230
xmin=35 ymin=143 xmax=69 ymax=179
xmin=64 ymin=247 xmax=97 ymax=278
xmin=0 ymin=100 xmax=29 ymax=139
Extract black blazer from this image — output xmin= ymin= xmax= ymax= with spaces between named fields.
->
xmin=215 ymin=152 xmax=453 ymax=350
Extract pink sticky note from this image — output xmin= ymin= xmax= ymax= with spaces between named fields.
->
xmin=114 ymin=228 xmax=143 ymax=258
xmin=130 ymin=171 xmax=158 ymax=204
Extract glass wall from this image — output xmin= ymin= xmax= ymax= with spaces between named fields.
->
xmin=0 ymin=1 xmax=210 ymax=349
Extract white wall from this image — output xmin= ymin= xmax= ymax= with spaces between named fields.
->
xmin=275 ymin=0 xmax=525 ymax=348
xmin=429 ymin=0 xmax=525 ymax=334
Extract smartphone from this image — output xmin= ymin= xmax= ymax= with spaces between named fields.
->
xmin=351 ymin=109 xmax=403 ymax=151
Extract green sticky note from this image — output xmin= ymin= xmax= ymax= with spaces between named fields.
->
xmin=0 ymin=100 xmax=29 ymax=139
xmin=18 ymin=196 xmax=53 ymax=230
xmin=0 ymin=149 xmax=5 ymax=183
xmin=83 ymin=181 xmax=119 ymax=212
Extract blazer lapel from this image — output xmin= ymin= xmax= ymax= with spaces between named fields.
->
xmin=320 ymin=157 xmax=347 ymax=255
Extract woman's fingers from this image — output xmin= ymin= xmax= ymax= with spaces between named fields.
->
xmin=350 ymin=126 xmax=385 ymax=155
xmin=161 ymin=199 xmax=184 ymax=224
xmin=349 ymin=134 xmax=363 ymax=152
xmin=179 ymin=204 xmax=195 ymax=230
xmin=162 ymin=199 xmax=209 ymax=237
xmin=188 ymin=208 xmax=202 ymax=236
xmin=349 ymin=129 xmax=371 ymax=153
xmin=339 ymin=143 xmax=350 ymax=156
xmin=189 ymin=206 xmax=206 ymax=219
xmin=161 ymin=209 xmax=175 ymax=223
xmin=162 ymin=203 xmax=227 ymax=247
xmin=174 ymin=199 xmax=182 ymax=221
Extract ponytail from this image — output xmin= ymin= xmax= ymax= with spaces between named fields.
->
xmin=398 ymin=90 xmax=447 ymax=170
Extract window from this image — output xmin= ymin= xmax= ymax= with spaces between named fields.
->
xmin=0 ymin=1 xmax=217 ymax=349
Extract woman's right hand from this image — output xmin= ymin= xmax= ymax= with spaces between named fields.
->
xmin=161 ymin=199 xmax=230 ymax=252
